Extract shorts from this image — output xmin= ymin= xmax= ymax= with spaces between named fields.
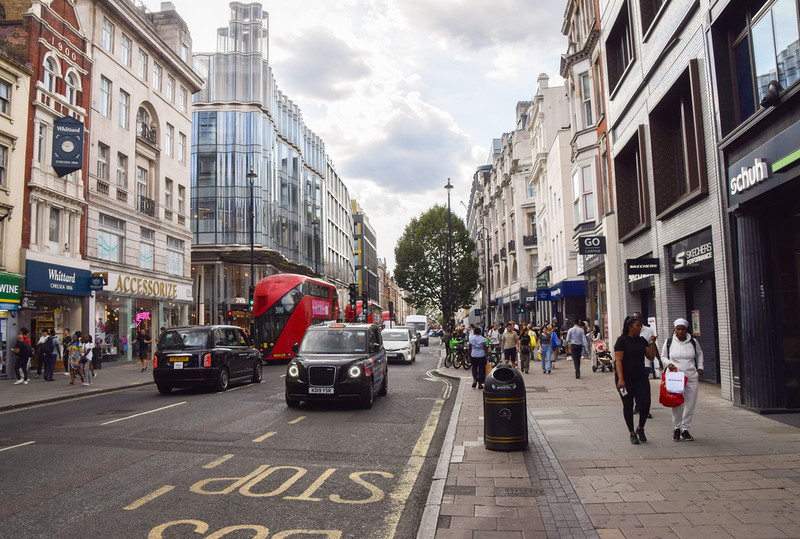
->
xmin=504 ymin=348 xmax=517 ymax=363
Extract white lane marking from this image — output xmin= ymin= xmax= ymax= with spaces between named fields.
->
xmin=100 ymin=402 xmax=187 ymax=425
xmin=0 ymin=441 xmax=35 ymax=452
xmin=124 ymin=485 xmax=175 ymax=510
xmin=203 ymin=454 xmax=234 ymax=469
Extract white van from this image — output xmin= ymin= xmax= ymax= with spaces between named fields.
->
xmin=405 ymin=315 xmax=429 ymax=346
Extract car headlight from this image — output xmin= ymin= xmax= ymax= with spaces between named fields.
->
xmin=348 ymin=365 xmax=361 ymax=378
xmin=288 ymin=364 xmax=299 ymax=377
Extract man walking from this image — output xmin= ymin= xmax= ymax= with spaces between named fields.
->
xmin=11 ymin=334 xmax=32 ymax=385
xmin=566 ymin=319 xmax=590 ymax=379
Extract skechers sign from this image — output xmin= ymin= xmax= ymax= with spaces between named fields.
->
xmin=669 ymin=228 xmax=713 ymax=282
xmin=729 ymin=158 xmax=769 ymax=196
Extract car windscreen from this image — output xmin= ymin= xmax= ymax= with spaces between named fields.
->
xmin=409 ymin=322 xmax=427 ymax=333
xmin=300 ymin=329 xmax=367 ymax=354
xmin=159 ymin=329 xmax=208 ymax=350
xmin=381 ymin=330 xmax=408 ymax=342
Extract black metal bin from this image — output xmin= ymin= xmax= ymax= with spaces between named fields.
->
xmin=483 ymin=364 xmax=528 ymax=451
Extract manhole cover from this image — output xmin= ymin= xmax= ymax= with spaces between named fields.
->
xmin=97 ymin=410 xmax=135 ymax=416
xmin=495 ymin=487 xmax=544 ymax=497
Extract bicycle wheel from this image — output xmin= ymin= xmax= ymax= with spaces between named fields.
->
xmin=453 ymin=351 xmax=463 ymax=369
xmin=463 ymin=354 xmax=472 ymax=370
xmin=444 ymin=350 xmax=453 ymax=368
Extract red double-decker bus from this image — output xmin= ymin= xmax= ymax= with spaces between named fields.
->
xmin=252 ymin=274 xmax=340 ymax=362
xmin=345 ymin=300 xmax=382 ymax=324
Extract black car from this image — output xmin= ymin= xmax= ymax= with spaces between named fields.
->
xmin=153 ymin=325 xmax=262 ymax=394
xmin=285 ymin=323 xmax=387 ymax=409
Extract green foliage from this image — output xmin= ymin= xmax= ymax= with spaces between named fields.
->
xmin=394 ymin=205 xmax=479 ymax=319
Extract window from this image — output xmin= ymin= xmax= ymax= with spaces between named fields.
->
xmin=527 ymin=180 xmax=535 ymax=198
xmin=137 ymin=49 xmax=148 ymax=80
xmin=0 ymin=145 xmax=6 ymax=187
xmin=614 ymin=126 xmax=649 ymax=240
xmin=165 ymin=123 xmax=174 ymax=157
xmin=119 ymin=90 xmax=129 ymax=129
xmin=606 ymin=1 xmax=634 ymax=93
xmin=197 ymin=155 xmax=216 ymax=187
xmin=37 ymin=124 xmax=46 ymax=164
xmin=580 ymin=72 xmax=593 ymax=126
xmin=121 ymin=34 xmax=132 ymax=66
xmin=178 ymin=185 xmax=185 ymax=214
xmin=140 ymin=228 xmax=154 ymax=270
xmin=49 ymin=207 xmax=60 ymax=244
xmin=97 ymin=143 xmax=109 ymax=180
xmin=0 ymin=80 xmax=11 ymax=114
xmin=117 ymin=153 xmax=128 ymax=188
xmin=181 ymin=43 xmax=189 ymax=63
xmin=178 ymin=132 xmax=186 ymax=164
xmin=640 ymin=0 xmax=664 ymax=35
xmin=572 ymin=165 xmax=595 ymax=224
xmin=152 ymin=63 xmax=162 ymax=91
xmin=166 ymin=75 xmax=175 ymax=102
xmin=650 ymin=60 xmax=708 ymax=217
xmin=165 ymin=178 xmax=173 ymax=209
xmin=43 ymin=57 xmax=57 ymax=93
xmin=98 ymin=214 xmax=124 ymax=263
xmin=166 ymin=236 xmax=184 ymax=276
xmin=593 ymin=59 xmax=605 ymax=118
xmin=65 ymin=73 xmax=79 ymax=105
xmin=179 ymin=86 xmax=187 ymax=112
xmin=99 ymin=76 xmax=111 ymax=117
xmin=101 ymin=18 xmax=114 ymax=51
xmin=529 ymin=212 xmax=537 ymax=235
xmin=136 ymin=166 xmax=148 ymax=198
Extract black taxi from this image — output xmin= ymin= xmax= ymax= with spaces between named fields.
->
xmin=285 ymin=323 xmax=387 ymax=409
xmin=153 ymin=325 xmax=262 ymax=394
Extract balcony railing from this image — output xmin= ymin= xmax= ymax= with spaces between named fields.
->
xmin=137 ymin=122 xmax=158 ymax=145
xmin=164 ymin=209 xmax=173 ymax=221
xmin=493 ymin=254 xmax=499 ymax=264
xmin=177 ymin=214 xmax=186 ymax=226
xmin=96 ymin=179 xmax=109 ymax=197
xmin=508 ymin=240 xmax=515 ymax=253
xmin=116 ymin=188 xmax=128 ymax=204
xmin=500 ymin=247 xmax=507 ymax=259
xmin=138 ymin=194 xmax=156 ymax=217
xmin=523 ymin=235 xmax=538 ymax=247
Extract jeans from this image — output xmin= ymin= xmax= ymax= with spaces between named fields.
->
xmin=570 ymin=344 xmax=583 ymax=376
xmin=45 ymin=353 xmax=57 ymax=380
xmin=83 ymin=360 xmax=93 ymax=384
xmin=540 ymin=344 xmax=552 ymax=372
xmin=519 ymin=346 xmax=531 ymax=372
xmin=471 ymin=356 xmax=487 ymax=384
xmin=14 ymin=356 xmax=29 ymax=381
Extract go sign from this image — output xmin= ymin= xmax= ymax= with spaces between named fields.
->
xmin=578 ymin=236 xmax=606 ymax=255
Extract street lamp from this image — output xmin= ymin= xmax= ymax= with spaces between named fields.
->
xmin=444 ymin=178 xmax=453 ymax=327
xmin=247 ymin=166 xmax=257 ymax=306
xmin=311 ymin=216 xmax=320 ymax=276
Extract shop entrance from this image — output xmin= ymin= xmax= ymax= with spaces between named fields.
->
xmin=686 ymin=277 xmax=720 ymax=384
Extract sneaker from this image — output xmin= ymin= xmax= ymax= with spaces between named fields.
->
xmin=82 ymin=382 xmax=90 ymax=386
xmin=681 ymin=430 xmax=694 ymax=441
xmin=64 ymin=372 xmax=70 ymax=376
xmin=93 ymin=372 xmax=97 ymax=379
xmin=635 ymin=428 xmax=647 ymax=442
xmin=478 ymin=384 xmax=484 ymax=389
xmin=13 ymin=379 xmax=24 ymax=385
xmin=23 ymin=380 xmax=28 ymax=384
xmin=472 ymin=381 xmax=477 ymax=388
xmin=630 ymin=432 xmax=640 ymax=445
xmin=547 ymin=370 xmax=551 ymax=374
xmin=673 ymin=428 xmax=681 ymax=442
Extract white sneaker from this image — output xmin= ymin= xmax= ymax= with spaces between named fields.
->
xmin=64 ymin=372 xmax=70 ymax=376
xmin=81 ymin=382 xmax=90 ymax=386
xmin=23 ymin=380 xmax=28 ymax=385
xmin=13 ymin=379 xmax=23 ymax=385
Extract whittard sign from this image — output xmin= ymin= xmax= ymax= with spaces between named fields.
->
xmin=25 ymin=260 xmax=92 ymax=296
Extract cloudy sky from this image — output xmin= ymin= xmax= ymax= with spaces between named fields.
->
xmin=145 ymin=0 xmax=566 ymax=272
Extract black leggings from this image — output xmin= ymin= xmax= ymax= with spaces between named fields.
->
xmin=617 ymin=374 xmax=651 ymax=432
xmin=471 ymin=356 xmax=487 ymax=384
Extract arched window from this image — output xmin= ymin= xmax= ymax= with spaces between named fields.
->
xmin=43 ymin=57 xmax=57 ymax=93
xmin=65 ymin=72 xmax=79 ymax=105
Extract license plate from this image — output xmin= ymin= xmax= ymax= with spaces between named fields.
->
xmin=170 ymin=356 xmax=190 ymax=362
xmin=309 ymin=387 xmax=334 ymax=394
xmin=173 ymin=362 xmax=184 ymax=369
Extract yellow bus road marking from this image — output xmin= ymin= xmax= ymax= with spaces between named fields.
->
xmin=253 ymin=431 xmax=277 ymax=443
xmin=0 ymin=441 xmax=35 ymax=452
xmin=377 ymin=398 xmax=445 ymax=538
xmin=203 ymin=454 xmax=234 ymax=469
xmin=124 ymin=485 xmax=175 ymax=510
xmin=101 ymin=402 xmax=187 ymax=425
xmin=288 ymin=416 xmax=306 ymax=424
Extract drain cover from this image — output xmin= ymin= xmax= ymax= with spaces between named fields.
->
xmin=495 ymin=487 xmax=543 ymax=497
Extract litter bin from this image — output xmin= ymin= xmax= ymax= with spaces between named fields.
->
xmin=483 ymin=364 xmax=528 ymax=451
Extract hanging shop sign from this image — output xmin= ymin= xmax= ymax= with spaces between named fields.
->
xmin=0 ymin=272 xmax=24 ymax=306
xmin=578 ymin=236 xmax=607 ymax=255
xmin=52 ymin=116 xmax=85 ymax=177
xmin=25 ymin=260 xmax=92 ymax=296
xmin=626 ymin=258 xmax=660 ymax=275
xmin=669 ymin=228 xmax=714 ymax=281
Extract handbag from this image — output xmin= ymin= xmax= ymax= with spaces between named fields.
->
xmin=659 ymin=372 xmax=685 ymax=408
xmin=665 ymin=371 xmax=686 ymax=394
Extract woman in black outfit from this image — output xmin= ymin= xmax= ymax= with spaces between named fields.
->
xmin=614 ymin=316 xmax=657 ymax=444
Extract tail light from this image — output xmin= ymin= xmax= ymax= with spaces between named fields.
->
xmin=203 ymin=353 xmax=212 ymax=367
xmin=153 ymin=355 xmax=158 ymax=368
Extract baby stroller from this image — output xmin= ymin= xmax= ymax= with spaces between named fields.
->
xmin=591 ymin=338 xmax=613 ymax=372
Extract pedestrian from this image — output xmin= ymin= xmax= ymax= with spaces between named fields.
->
xmin=467 ymin=326 xmax=487 ymax=389
xmin=519 ymin=323 xmax=535 ymax=374
xmin=501 ymin=322 xmax=519 ymax=368
xmin=136 ymin=328 xmax=152 ymax=372
xmin=614 ymin=315 xmax=658 ymax=445
xmin=592 ymin=324 xmax=602 ymax=340
xmin=11 ymin=334 xmax=32 ymax=384
xmin=662 ymin=318 xmax=704 ymax=442
xmin=540 ymin=324 xmax=554 ymax=374
xmin=80 ymin=335 xmax=95 ymax=386
xmin=61 ymin=328 xmax=72 ymax=376
xmin=42 ymin=329 xmax=59 ymax=381
xmin=633 ymin=312 xmax=661 ymax=379
xmin=566 ymin=319 xmax=590 ymax=379
xmin=559 ymin=318 xmax=570 ymax=355
xmin=550 ymin=325 xmax=561 ymax=365
xmin=67 ymin=333 xmax=84 ymax=385
xmin=35 ymin=329 xmax=49 ymax=378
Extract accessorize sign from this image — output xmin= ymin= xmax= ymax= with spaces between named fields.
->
xmin=104 ymin=272 xmax=193 ymax=301
xmin=26 ymin=261 xmax=91 ymax=296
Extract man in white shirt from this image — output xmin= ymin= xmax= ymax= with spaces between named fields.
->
xmin=633 ymin=312 xmax=662 ymax=377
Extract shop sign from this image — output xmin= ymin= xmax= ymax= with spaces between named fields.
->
xmin=0 ymin=272 xmax=24 ymax=304
xmin=52 ymin=116 xmax=85 ymax=177
xmin=669 ymin=228 xmax=714 ymax=281
xmin=580 ymin=253 xmax=604 ymax=274
xmin=25 ymin=260 xmax=92 ymax=296
xmin=106 ymin=272 xmax=193 ymax=301
xmin=729 ymin=158 xmax=769 ymax=196
xmin=89 ymin=276 xmax=105 ymax=291
xmin=626 ymin=258 xmax=660 ymax=275
xmin=628 ymin=273 xmax=655 ymax=292
xmin=536 ymin=277 xmax=549 ymax=289
xmin=510 ymin=292 xmax=520 ymax=302
xmin=578 ymin=236 xmax=607 ymax=255
xmin=536 ymin=289 xmax=549 ymax=301
xmin=549 ymin=280 xmax=586 ymax=300
xmin=20 ymin=295 xmax=37 ymax=310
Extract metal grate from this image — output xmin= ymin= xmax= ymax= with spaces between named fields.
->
xmin=308 ymin=366 xmax=336 ymax=386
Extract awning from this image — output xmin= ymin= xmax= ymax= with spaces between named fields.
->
xmin=547 ymin=280 xmax=586 ymax=300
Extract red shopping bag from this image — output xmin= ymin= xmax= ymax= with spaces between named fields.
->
xmin=659 ymin=372 xmax=685 ymax=408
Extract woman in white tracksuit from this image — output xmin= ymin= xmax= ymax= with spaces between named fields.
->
xmin=661 ymin=318 xmax=704 ymax=442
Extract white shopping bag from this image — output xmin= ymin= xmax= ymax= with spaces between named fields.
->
xmin=665 ymin=371 xmax=686 ymax=394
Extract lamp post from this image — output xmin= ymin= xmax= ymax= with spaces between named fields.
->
xmin=247 ymin=166 xmax=257 ymax=307
xmin=311 ymin=216 xmax=320 ymax=276
xmin=444 ymin=178 xmax=453 ymax=327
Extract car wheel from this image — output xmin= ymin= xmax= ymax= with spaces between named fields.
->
xmin=215 ymin=368 xmax=230 ymax=392
xmin=252 ymin=362 xmax=263 ymax=383
xmin=156 ymin=383 xmax=172 ymax=395
xmin=286 ymin=394 xmax=301 ymax=408
xmin=362 ymin=377 xmax=374 ymax=409
xmin=378 ymin=368 xmax=388 ymax=396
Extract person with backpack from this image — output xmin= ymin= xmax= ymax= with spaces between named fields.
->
xmin=662 ymin=318 xmax=704 ymax=442
xmin=40 ymin=329 xmax=59 ymax=381
xmin=518 ymin=323 xmax=536 ymax=374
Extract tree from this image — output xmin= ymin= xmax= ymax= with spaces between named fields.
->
xmin=394 ymin=205 xmax=479 ymax=324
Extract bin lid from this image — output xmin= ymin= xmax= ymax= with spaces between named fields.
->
xmin=485 ymin=364 xmax=524 ymax=391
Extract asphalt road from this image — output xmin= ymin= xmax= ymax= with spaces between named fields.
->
xmin=0 ymin=340 xmax=455 ymax=539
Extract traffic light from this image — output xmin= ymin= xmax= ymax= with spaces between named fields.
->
xmin=519 ymin=304 xmax=526 ymax=314
xmin=348 ymin=283 xmax=357 ymax=311
xmin=249 ymin=285 xmax=255 ymax=311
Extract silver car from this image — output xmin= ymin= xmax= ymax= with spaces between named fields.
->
xmin=381 ymin=328 xmax=415 ymax=364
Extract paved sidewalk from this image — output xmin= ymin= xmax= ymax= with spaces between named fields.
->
xmin=429 ymin=353 xmax=800 ymax=538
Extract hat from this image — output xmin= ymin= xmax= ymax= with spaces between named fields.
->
xmin=674 ymin=318 xmax=689 ymax=328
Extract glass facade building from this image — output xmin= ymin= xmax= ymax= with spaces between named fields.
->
xmin=191 ymin=2 xmax=328 ymax=327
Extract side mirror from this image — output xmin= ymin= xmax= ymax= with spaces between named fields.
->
xmin=292 ymin=343 xmax=299 ymax=353
xmin=372 ymin=342 xmax=381 ymax=354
